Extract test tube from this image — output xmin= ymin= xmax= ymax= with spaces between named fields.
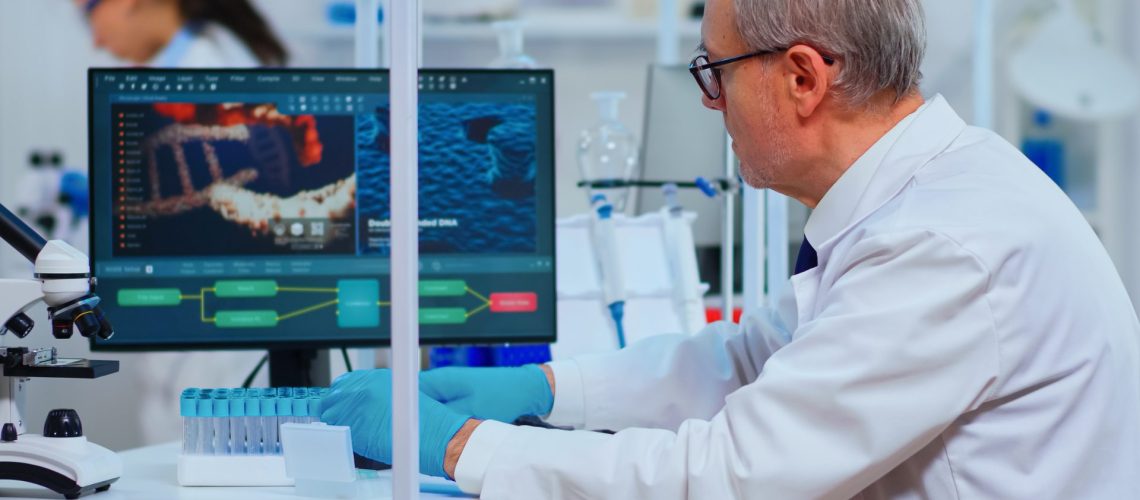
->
xmin=292 ymin=394 xmax=310 ymax=424
xmin=277 ymin=393 xmax=295 ymax=448
xmin=245 ymin=389 xmax=262 ymax=454
xmin=180 ymin=388 xmax=199 ymax=454
xmin=213 ymin=391 xmax=230 ymax=455
xmin=196 ymin=395 xmax=214 ymax=455
xmin=308 ymin=396 xmax=323 ymax=424
xmin=229 ymin=391 xmax=247 ymax=455
xmin=260 ymin=395 xmax=278 ymax=455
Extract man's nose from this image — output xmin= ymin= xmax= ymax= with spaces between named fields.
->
xmin=701 ymin=93 xmax=724 ymax=112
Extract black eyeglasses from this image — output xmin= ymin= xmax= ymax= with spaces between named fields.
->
xmin=85 ymin=0 xmax=102 ymax=16
xmin=689 ymin=47 xmax=836 ymax=100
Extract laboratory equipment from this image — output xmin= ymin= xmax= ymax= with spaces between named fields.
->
xmin=488 ymin=21 xmax=537 ymax=69
xmin=1007 ymin=0 xmax=1140 ymax=121
xmin=1021 ymin=109 xmax=1065 ymax=188
xmin=87 ymin=68 xmax=557 ymax=384
xmin=635 ymin=65 xmax=733 ymax=260
xmin=552 ymin=210 xmax=707 ymax=359
xmin=178 ymin=386 xmax=325 ymax=486
xmin=578 ymin=91 xmax=640 ymax=213
xmin=12 ymin=152 xmax=89 ymax=246
xmin=0 ymin=202 xmax=121 ymax=499
xmin=588 ymin=194 xmax=628 ymax=348
xmin=660 ymin=184 xmax=706 ymax=334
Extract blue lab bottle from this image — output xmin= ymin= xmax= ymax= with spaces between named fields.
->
xmin=1021 ymin=109 xmax=1065 ymax=188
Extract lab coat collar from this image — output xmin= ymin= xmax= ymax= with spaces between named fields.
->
xmin=150 ymin=23 xmax=200 ymax=68
xmin=803 ymin=94 xmax=966 ymax=252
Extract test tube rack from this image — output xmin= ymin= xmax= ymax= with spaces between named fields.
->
xmin=177 ymin=387 xmax=326 ymax=487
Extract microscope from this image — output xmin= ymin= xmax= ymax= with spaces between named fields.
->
xmin=0 ymin=202 xmax=120 ymax=498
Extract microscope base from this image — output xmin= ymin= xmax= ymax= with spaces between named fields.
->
xmin=0 ymin=434 xmax=121 ymax=498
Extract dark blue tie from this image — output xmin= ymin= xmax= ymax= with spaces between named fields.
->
xmin=794 ymin=238 xmax=818 ymax=275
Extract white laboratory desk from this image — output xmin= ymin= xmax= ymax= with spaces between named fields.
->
xmin=0 ymin=442 xmax=471 ymax=499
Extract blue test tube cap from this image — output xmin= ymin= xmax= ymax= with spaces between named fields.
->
xmin=197 ymin=396 xmax=214 ymax=418
xmin=292 ymin=397 xmax=309 ymax=417
xmin=260 ymin=396 xmax=277 ymax=417
xmin=308 ymin=397 xmax=323 ymax=419
xmin=230 ymin=395 xmax=246 ymax=417
xmin=180 ymin=394 xmax=197 ymax=417
xmin=213 ymin=394 xmax=230 ymax=417
xmin=277 ymin=396 xmax=294 ymax=417
xmin=181 ymin=388 xmax=200 ymax=397
xmin=245 ymin=396 xmax=262 ymax=417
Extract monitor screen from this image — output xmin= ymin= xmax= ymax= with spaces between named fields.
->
xmin=88 ymin=68 xmax=556 ymax=350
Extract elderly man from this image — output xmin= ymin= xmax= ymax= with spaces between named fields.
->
xmin=320 ymin=0 xmax=1140 ymax=497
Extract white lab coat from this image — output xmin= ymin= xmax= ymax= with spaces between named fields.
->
xmin=148 ymin=22 xmax=260 ymax=68
xmin=453 ymin=95 xmax=1140 ymax=499
xmin=128 ymin=22 xmax=265 ymax=445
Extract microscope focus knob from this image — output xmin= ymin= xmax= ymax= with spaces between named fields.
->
xmin=3 ymin=313 xmax=33 ymax=339
xmin=43 ymin=409 xmax=83 ymax=438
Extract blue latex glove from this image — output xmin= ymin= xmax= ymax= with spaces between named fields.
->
xmin=319 ymin=369 xmax=470 ymax=478
xmin=419 ymin=365 xmax=554 ymax=424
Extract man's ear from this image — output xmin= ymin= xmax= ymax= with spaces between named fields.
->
xmin=782 ymin=45 xmax=833 ymax=118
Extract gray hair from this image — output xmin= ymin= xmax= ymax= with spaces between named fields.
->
xmin=733 ymin=0 xmax=927 ymax=108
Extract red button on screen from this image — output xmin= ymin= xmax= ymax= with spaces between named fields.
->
xmin=489 ymin=292 xmax=538 ymax=313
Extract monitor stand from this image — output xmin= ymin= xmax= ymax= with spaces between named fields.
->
xmin=268 ymin=349 xmax=331 ymax=387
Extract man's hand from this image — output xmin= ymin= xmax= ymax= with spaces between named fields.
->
xmin=420 ymin=364 xmax=555 ymax=423
xmin=319 ymin=369 xmax=471 ymax=478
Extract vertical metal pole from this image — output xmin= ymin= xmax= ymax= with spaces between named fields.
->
xmin=656 ymin=0 xmax=680 ymax=65
xmin=765 ymin=191 xmax=789 ymax=304
xmin=741 ymin=185 xmax=766 ymax=311
xmin=353 ymin=0 xmax=381 ymax=373
xmin=355 ymin=0 xmax=380 ymax=69
xmin=721 ymin=134 xmax=735 ymax=321
xmin=973 ymin=0 xmax=995 ymax=129
xmin=390 ymin=0 xmax=420 ymax=497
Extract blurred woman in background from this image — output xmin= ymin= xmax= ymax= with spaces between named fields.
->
xmin=78 ymin=0 xmax=287 ymax=67
xmin=74 ymin=0 xmax=289 ymax=446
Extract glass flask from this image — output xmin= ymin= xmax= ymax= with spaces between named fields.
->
xmin=488 ymin=21 xmax=537 ymax=69
xmin=577 ymin=91 xmax=639 ymax=212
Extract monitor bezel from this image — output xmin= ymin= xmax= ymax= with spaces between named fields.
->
xmin=87 ymin=67 xmax=557 ymax=351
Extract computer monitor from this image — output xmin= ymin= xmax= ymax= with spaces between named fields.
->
xmin=87 ymin=69 xmax=557 ymax=371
